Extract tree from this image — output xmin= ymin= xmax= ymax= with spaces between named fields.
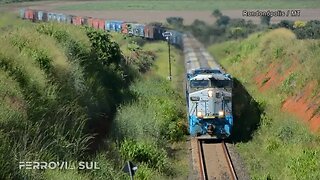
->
xmin=293 ymin=20 xmax=306 ymax=28
xmin=278 ymin=20 xmax=294 ymax=30
xmin=260 ymin=15 xmax=271 ymax=25
xmin=212 ymin=9 xmax=222 ymax=18
xmin=294 ymin=20 xmax=320 ymax=39
xmin=216 ymin=15 xmax=230 ymax=27
xmin=166 ymin=17 xmax=184 ymax=28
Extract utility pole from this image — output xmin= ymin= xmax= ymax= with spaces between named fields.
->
xmin=167 ymin=36 xmax=172 ymax=81
xmin=162 ymin=32 xmax=173 ymax=81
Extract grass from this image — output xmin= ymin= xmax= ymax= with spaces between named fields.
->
xmin=112 ymin=76 xmax=188 ymax=179
xmin=0 ymin=14 xmax=137 ymax=179
xmin=0 ymin=69 xmax=26 ymax=123
xmin=143 ymin=41 xmax=185 ymax=93
xmin=109 ymin=32 xmax=189 ymax=179
xmin=0 ymin=12 xmax=188 ymax=179
xmin=55 ymin=0 xmax=320 ymax=11
xmin=208 ymin=28 xmax=320 ymax=179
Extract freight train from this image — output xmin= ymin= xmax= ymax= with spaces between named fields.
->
xmin=184 ymin=35 xmax=233 ymax=139
xmin=20 ymin=9 xmax=232 ymax=139
xmin=19 ymin=8 xmax=183 ymax=47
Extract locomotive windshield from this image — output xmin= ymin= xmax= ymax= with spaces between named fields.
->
xmin=211 ymin=79 xmax=232 ymax=88
xmin=190 ymin=80 xmax=209 ymax=88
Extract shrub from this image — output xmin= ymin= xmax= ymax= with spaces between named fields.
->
xmin=120 ymin=140 xmax=169 ymax=172
xmin=91 ymin=154 xmax=127 ymax=180
xmin=216 ymin=15 xmax=230 ymax=27
xmin=277 ymin=20 xmax=294 ymax=30
xmin=260 ymin=15 xmax=271 ymax=25
xmin=0 ymin=16 xmax=135 ymax=179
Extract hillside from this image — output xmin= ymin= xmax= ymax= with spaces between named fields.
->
xmin=0 ymin=12 xmax=133 ymax=179
xmin=208 ymin=28 xmax=320 ymax=179
xmin=0 ymin=13 xmax=188 ymax=179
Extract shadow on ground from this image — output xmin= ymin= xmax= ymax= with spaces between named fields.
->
xmin=230 ymin=78 xmax=263 ymax=143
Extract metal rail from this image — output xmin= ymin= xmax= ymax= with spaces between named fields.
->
xmin=197 ymin=140 xmax=238 ymax=180
xmin=198 ymin=140 xmax=206 ymax=180
xmin=222 ymin=141 xmax=238 ymax=180
xmin=185 ymin=35 xmax=237 ymax=180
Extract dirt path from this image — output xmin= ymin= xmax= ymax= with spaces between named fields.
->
xmin=2 ymin=1 xmax=320 ymax=24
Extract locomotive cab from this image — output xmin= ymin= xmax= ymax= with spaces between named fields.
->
xmin=187 ymin=72 xmax=233 ymax=139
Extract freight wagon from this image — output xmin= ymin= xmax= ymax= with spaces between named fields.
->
xmin=20 ymin=9 xmax=183 ymax=47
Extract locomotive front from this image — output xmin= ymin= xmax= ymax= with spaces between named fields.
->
xmin=187 ymin=73 xmax=233 ymax=139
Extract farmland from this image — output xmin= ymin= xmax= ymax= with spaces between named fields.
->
xmin=54 ymin=0 xmax=320 ymax=11
xmin=1 ymin=0 xmax=320 ymax=179
xmin=1 ymin=1 xmax=320 ymax=24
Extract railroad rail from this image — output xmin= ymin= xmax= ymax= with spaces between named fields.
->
xmin=184 ymin=35 xmax=237 ymax=179
xmin=197 ymin=139 xmax=237 ymax=180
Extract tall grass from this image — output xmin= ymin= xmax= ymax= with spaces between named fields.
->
xmin=0 ymin=14 xmax=129 ymax=179
xmin=208 ymin=28 xmax=320 ymax=179
xmin=0 ymin=13 xmax=188 ymax=179
xmin=111 ymin=77 xmax=187 ymax=179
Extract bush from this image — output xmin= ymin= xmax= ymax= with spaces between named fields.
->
xmin=208 ymin=28 xmax=320 ymax=179
xmin=187 ymin=10 xmax=261 ymax=45
xmin=212 ymin=9 xmax=222 ymax=18
xmin=278 ymin=20 xmax=294 ymax=30
xmin=216 ymin=15 xmax=230 ymax=27
xmin=91 ymin=154 xmax=127 ymax=180
xmin=260 ymin=15 xmax=271 ymax=25
xmin=277 ymin=20 xmax=320 ymax=39
xmin=120 ymin=140 xmax=169 ymax=172
xmin=166 ymin=17 xmax=184 ymax=29
xmin=0 ymin=16 xmax=137 ymax=179
xmin=114 ymin=77 xmax=186 ymax=142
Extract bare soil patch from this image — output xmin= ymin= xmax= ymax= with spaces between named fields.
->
xmin=2 ymin=1 xmax=320 ymax=24
xmin=254 ymin=60 xmax=297 ymax=92
xmin=282 ymin=82 xmax=320 ymax=132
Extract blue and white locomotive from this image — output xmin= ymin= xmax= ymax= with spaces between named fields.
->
xmin=186 ymin=69 xmax=233 ymax=138
xmin=184 ymin=36 xmax=233 ymax=139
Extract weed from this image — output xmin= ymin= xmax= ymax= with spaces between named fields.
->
xmin=208 ymin=29 xmax=320 ymax=179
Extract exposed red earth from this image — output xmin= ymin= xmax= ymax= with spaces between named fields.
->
xmin=2 ymin=1 xmax=320 ymax=131
xmin=282 ymin=82 xmax=320 ymax=132
xmin=255 ymin=60 xmax=320 ymax=132
xmin=255 ymin=61 xmax=297 ymax=92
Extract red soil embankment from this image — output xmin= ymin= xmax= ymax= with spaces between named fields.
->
xmin=255 ymin=61 xmax=320 ymax=132
xmin=255 ymin=61 xmax=297 ymax=92
xmin=282 ymin=82 xmax=320 ymax=132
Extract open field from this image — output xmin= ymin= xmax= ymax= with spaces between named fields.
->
xmin=54 ymin=0 xmax=320 ymax=11
xmin=1 ymin=1 xmax=320 ymax=24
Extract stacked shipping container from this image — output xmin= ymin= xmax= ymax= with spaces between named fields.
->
xmin=19 ymin=9 xmax=183 ymax=47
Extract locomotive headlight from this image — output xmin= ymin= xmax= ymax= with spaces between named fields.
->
xmin=197 ymin=111 xmax=203 ymax=118
xmin=218 ymin=110 xmax=224 ymax=117
xmin=208 ymin=90 xmax=213 ymax=97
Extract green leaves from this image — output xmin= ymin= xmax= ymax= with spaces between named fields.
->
xmin=85 ymin=27 xmax=122 ymax=66
xmin=120 ymin=139 xmax=169 ymax=172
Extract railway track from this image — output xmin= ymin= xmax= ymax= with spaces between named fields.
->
xmin=183 ymin=35 xmax=225 ymax=73
xmin=197 ymin=139 xmax=237 ymax=180
xmin=184 ymin=35 xmax=237 ymax=180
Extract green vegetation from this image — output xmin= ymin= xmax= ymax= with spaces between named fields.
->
xmin=111 ymin=77 xmax=188 ymax=179
xmin=183 ymin=9 xmax=320 ymax=46
xmin=275 ymin=20 xmax=320 ymax=39
xmin=0 ymin=12 xmax=137 ymax=178
xmin=208 ymin=28 xmax=320 ymax=179
xmin=0 ymin=13 xmax=188 ymax=179
xmin=183 ymin=10 xmax=262 ymax=45
xmin=109 ymin=33 xmax=189 ymax=179
xmin=55 ymin=0 xmax=320 ymax=11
